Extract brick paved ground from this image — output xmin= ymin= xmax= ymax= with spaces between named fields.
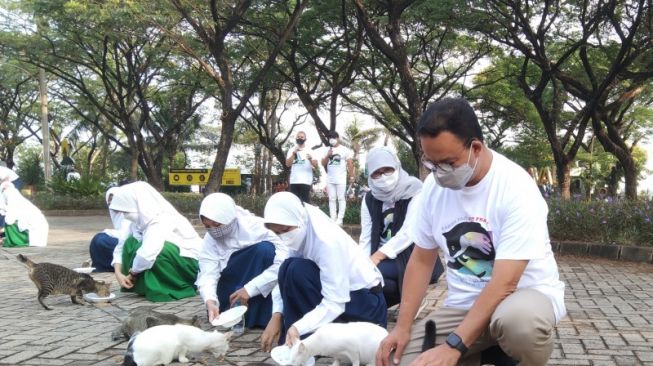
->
xmin=1 ymin=216 xmax=652 ymax=365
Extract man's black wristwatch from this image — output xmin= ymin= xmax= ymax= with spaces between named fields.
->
xmin=445 ymin=332 xmax=468 ymax=355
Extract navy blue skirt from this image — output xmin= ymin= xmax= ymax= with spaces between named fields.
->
xmin=277 ymin=257 xmax=387 ymax=343
xmin=217 ymin=241 xmax=275 ymax=329
xmin=89 ymin=232 xmax=119 ymax=272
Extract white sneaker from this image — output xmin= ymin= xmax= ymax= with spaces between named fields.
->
xmin=336 ymin=219 xmax=343 ymax=226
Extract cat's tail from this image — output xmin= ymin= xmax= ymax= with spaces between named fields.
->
xmin=421 ymin=320 xmax=436 ymax=352
xmin=16 ymin=254 xmax=35 ymax=268
xmin=122 ymin=332 xmax=139 ymax=366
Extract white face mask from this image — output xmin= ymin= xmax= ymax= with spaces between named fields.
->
xmin=329 ymin=138 xmax=337 ymax=147
xmin=278 ymin=226 xmax=306 ymax=251
xmin=123 ymin=212 xmax=139 ymax=222
xmin=434 ymin=148 xmax=479 ymax=190
xmin=371 ymin=170 xmax=399 ymax=192
xmin=207 ymin=219 xmax=239 ymax=241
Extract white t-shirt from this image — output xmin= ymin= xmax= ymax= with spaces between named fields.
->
xmin=323 ymin=145 xmax=353 ymax=185
xmin=287 ymin=147 xmax=314 ymax=185
xmin=412 ymin=150 xmax=566 ymax=322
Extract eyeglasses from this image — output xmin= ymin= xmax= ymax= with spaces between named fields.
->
xmin=421 ymin=156 xmax=455 ymax=173
xmin=370 ymin=167 xmax=395 ymax=179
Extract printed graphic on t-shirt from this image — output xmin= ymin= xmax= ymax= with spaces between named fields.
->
xmin=328 ymin=154 xmax=342 ymax=166
xmin=442 ymin=221 xmax=495 ymax=279
xmin=381 ymin=207 xmax=395 ymax=240
xmin=293 ymin=153 xmax=307 ymax=165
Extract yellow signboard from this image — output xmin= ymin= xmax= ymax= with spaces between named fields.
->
xmin=168 ymin=168 xmax=241 ymax=186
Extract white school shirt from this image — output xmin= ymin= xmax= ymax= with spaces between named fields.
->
xmin=271 ymin=204 xmax=383 ymax=335
xmin=0 ymin=166 xmax=19 ymax=182
xmin=195 ymin=214 xmax=288 ymax=307
xmin=110 ymin=213 xmax=143 ymax=266
xmin=359 ymin=192 xmax=420 ymax=258
xmin=323 ymin=145 xmax=353 ymax=185
xmin=412 ymin=150 xmax=566 ymax=322
xmin=287 ymin=147 xmax=314 ymax=185
xmin=128 ymin=214 xmax=203 ymax=273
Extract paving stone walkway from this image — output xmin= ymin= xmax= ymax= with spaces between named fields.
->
xmin=0 ymin=216 xmax=652 ymax=365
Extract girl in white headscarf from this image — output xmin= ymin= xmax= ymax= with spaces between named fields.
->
xmin=0 ymin=181 xmax=48 ymax=247
xmin=259 ymin=192 xmax=386 ymax=352
xmin=87 ymin=187 xmax=133 ymax=272
xmin=360 ymin=146 xmax=443 ymax=307
xmin=109 ymin=181 xmax=202 ymax=302
xmin=195 ymin=193 xmax=288 ymax=329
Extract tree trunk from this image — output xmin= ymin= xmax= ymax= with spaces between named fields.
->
xmin=555 ymin=160 xmax=572 ymax=200
xmin=129 ymin=146 xmax=139 ymax=182
xmin=205 ymin=111 xmax=237 ymax=194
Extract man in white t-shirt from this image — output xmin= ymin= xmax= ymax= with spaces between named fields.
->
xmin=320 ymin=131 xmax=354 ymax=226
xmin=377 ymin=98 xmax=566 ymax=366
xmin=286 ymin=131 xmax=317 ymax=203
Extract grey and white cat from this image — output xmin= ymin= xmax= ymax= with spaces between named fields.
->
xmin=17 ymin=254 xmax=111 ymax=310
xmin=122 ymin=324 xmax=231 ymax=366
xmin=111 ymin=306 xmax=201 ymax=341
xmin=289 ymin=322 xmax=388 ymax=366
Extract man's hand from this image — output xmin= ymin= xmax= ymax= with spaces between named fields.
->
xmin=115 ymin=272 xmax=133 ymax=289
xmin=261 ymin=313 xmax=283 ymax=352
xmin=285 ymin=326 xmax=300 ymax=346
xmin=206 ymin=300 xmax=220 ymax=323
xmin=229 ymin=287 xmax=250 ymax=306
xmin=376 ymin=325 xmax=411 ymax=366
xmin=371 ymin=251 xmax=387 ymax=266
xmin=409 ymin=344 xmax=461 ymax=366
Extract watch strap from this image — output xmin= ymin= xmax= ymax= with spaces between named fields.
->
xmin=445 ymin=332 xmax=468 ymax=355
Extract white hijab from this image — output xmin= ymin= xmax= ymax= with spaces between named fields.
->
xmin=366 ymin=146 xmax=422 ymax=203
xmin=263 ymin=192 xmax=308 ymax=228
xmin=105 ymin=186 xmax=122 ymax=230
xmin=108 ymin=181 xmax=196 ymax=238
xmin=199 ymin=193 xmax=237 ymax=224
xmin=0 ymin=181 xmax=48 ymax=246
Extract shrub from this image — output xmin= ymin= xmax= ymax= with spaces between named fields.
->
xmin=48 ymin=173 xmax=107 ymax=197
xmin=547 ymin=197 xmax=653 ymax=246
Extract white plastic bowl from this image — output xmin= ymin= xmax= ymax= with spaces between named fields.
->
xmin=270 ymin=345 xmax=316 ymax=366
xmin=73 ymin=267 xmax=95 ymax=274
xmin=211 ymin=305 xmax=248 ymax=328
xmin=83 ymin=292 xmax=116 ymax=303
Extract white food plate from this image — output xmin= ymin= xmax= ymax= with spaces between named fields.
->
xmin=83 ymin=292 xmax=116 ymax=303
xmin=73 ymin=267 xmax=95 ymax=274
xmin=270 ymin=345 xmax=315 ymax=366
xmin=211 ymin=305 xmax=248 ymax=328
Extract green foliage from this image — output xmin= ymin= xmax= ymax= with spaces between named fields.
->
xmin=548 ymin=198 xmax=653 ymax=246
xmin=31 ymin=191 xmax=106 ymax=210
xmin=47 ymin=173 xmax=106 ymax=197
xmin=15 ymin=146 xmax=44 ymax=188
xmin=394 ymin=139 xmax=418 ymax=177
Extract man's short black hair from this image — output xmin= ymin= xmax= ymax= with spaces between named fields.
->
xmin=417 ymin=98 xmax=484 ymax=146
xmin=328 ymin=131 xmax=339 ymax=138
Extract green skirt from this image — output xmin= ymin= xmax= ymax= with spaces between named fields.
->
xmin=3 ymin=223 xmax=29 ymax=247
xmin=121 ymin=236 xmax=199 ymax=302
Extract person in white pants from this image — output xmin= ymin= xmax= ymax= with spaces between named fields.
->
xmin=320 ymin=131 xmax=354 ymax=226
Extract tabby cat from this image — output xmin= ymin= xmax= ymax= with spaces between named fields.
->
xmin=112 ymin=306 xmax=201 ymax=341
xmin=17 ymin=254 xmax=111 ymax=310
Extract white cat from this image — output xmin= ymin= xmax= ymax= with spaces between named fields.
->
xmin=289 ymin=322 xmax=388 ymax=366
xmin=122 ymin=324 xmax=231 ymax=366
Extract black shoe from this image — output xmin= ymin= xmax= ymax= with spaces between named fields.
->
xmin=481 ymin=345 xmax=518 ymax=366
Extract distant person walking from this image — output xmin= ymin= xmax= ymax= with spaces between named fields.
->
xmin=286 ymin=131 xmax=317 ymax=203
xmin=320 ymin=131 xmax=354 ymax=226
